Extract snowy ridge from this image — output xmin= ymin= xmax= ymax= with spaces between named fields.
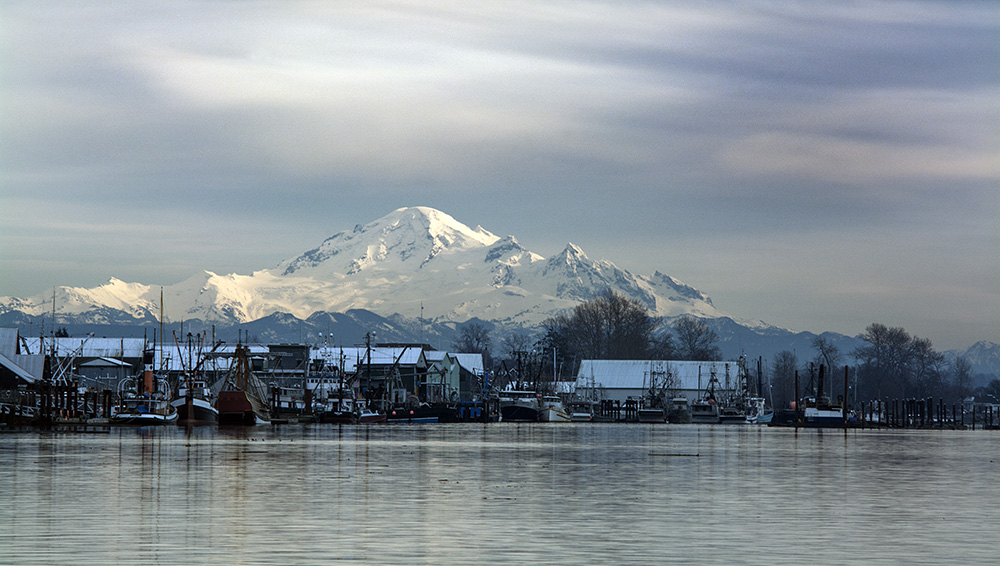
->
xmin=1 ymin=206 xmax=732 ymax=328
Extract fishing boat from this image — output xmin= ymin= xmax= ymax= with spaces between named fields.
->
xmin=801 ymin=396 xmax=846 ymax=426
xmin=539 ymin=395 xmax=571 ymax=422
xmin=637 ymin=407 xmax=667 ymax=423
xmin=111 ymin=352 xmax=177 ymax=425
xmin=718 ymin=406 xmax=750 ymax=424
xmin=745 ymin=396 xmax=772 ymax=424
xmin=318 ymin=393 xmax=359 ymax=424
xmin=690 ymin=399 xmax=720 ymax=424
xmin=167 ymin=330 xmax=224 ymax=425
xmin=667 ymin=397 xmax=692 ymax=424
xmin=499 ymin=390 xmax=540 ymax=422
xmin=567 ymin=400 xmax=596 ymax=422
xmin=387 ymin=403 xmax=448 ymax=423
xmin=216 ymin=344 xmax=271 ymax=425
xmin=171 ymin=379 xmax=219 ymax=425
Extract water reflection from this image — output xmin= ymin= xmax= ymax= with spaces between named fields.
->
xmin=0 ymin=425 xmax=997 ymax=565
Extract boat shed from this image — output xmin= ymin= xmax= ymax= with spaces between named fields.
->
xmin=574 ymin=359 xmax=743 ymax=403
xmin=425 ymin=353 xmax=485 ymax=402
xmin=77 ymin=357 xmax=133 ymax=390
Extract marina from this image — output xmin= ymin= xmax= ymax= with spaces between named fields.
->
xmin=1 ymin=423 xmax=997 ymax=565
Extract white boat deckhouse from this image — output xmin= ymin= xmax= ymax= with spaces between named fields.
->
xmin=573 ymin=359 xmax=746 ymax=404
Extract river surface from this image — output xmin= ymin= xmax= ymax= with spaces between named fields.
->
xmin=1 ymin=424 xmax=997 ymax=565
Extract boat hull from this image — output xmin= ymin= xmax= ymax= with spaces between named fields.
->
xmin=111 ymin=411 xmax=178 ymax=425
xmin=319 ymin=411 xmax=357 ymax=424
xmin=359 ymin=411 xmax=387 ymax=423
xmin=540 ymin=406 xmax=571 ymax=423
xmin=500 ymin=405 xmax=540 ymax=422
xmin=170 ymin=397 xmax=219 ymax=425
xmin=388 ymin=405 xmax=454 ymax=423
xmin=637 ymin=409 xmax=667 ymax=423
xmin=217 ymin=390 xmax=271 ymax=425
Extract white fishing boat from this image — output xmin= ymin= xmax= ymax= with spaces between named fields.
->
xmin=111 ymin=354 xmax=177 ymax=425
xmin=539 ymin=395 xmax=571 ymax=422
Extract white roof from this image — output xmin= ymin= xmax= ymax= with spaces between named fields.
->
xmin=450 ymin=353 xmax=484 ymax=375
xmin=0 ymin=328 xmax=18 ymax=357
xmin=423 ymin=350 xmax=447 ymax=363
xmin=23 ymin=337 xmax=147 ymax=358
xmin=576 ymin=359 xmax=742 ymax=392
xmin=79 ymin=357 xmax=132 ymax=368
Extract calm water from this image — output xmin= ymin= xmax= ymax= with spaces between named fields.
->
xmin=1 ymin=424 xmax=997 ymax=565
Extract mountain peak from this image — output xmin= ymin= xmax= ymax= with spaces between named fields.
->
xmin=379 ymin=206 xmax=500 ymax=248
xmin=276 ymin=206 xmax=500 ymax=277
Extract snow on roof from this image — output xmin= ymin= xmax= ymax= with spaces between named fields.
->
xmin=576 ymin=359 xmax=742 ymax=392
xmin=450 ymin=353 xmax=484 ymax=374
xmin=23 ymin=337 xmax=147 ymax=358
xmin=79 ymin=357 xmax=132 ymax=368
xmin=423 ymin=350 xmax=447 ymax=363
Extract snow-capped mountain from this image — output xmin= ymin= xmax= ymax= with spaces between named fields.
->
xmin=0 ymin=206 xmax=730 ymax=327
xmin=948 ymin=341 xmax=1000 ymax=380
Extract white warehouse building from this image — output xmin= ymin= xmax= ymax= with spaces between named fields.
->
xmin=573 ymin=359 xmax=750 ymax=403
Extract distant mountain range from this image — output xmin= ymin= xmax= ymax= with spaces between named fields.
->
xmin=1 ymin=206 xmax=997 ymax=381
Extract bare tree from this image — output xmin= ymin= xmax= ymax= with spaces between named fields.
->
xmin=500 ymin=331 xmax=533 ymax=359
xmin=811 ymin=336 xmax=842 ymax=374
xmin=672 ymin=316 xmax=721 ymax=361
xmin=950 ymin=356 xmax=974 ymax=399
xmin=771 ymin=350 xmax=799 ymax=410
xmin=544 ymin=289 xmax=669 ymax=361
xmin=453 ymin=321 xmax=492 ymax=367
xmin=854 ymin=323 xmax=947 ymax=400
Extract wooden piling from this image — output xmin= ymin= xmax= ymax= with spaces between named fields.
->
xmin=794 ymin=370 xmax=799 ymax=429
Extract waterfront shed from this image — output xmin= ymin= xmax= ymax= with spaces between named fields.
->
xmin=574 ymin=359 xmax=744 ymax=403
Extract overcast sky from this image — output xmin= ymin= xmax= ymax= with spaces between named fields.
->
xmin=2 ymin=1 xmax=997 ymax=350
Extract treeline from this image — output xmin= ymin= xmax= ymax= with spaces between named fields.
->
xmin=453 ymin=292 xmax=997 ymax=407
xmin=769 ymin=323 xmax=993 ymax=409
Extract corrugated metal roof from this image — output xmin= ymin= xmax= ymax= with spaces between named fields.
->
xmin=15 ymin=355 xmax=45 ymax=382
xmin=0 ymin=328 xmax=18 ymax=357
xmin=23 ymin=337 xmax=147 ymax=358
xmin=450 ymin=353 xmax=484 ymax=374
xmin=424 ymin=351 xmax=447 ymax=363
xmin=0 ymin=351 xmax=37 ymax=383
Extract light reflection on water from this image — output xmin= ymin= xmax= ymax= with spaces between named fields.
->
xmin=1 ymin=424 xmax=997 ymax=565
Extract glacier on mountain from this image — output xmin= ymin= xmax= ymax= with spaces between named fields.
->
xmin=1 ymin=206 xmax=729 ymax=328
